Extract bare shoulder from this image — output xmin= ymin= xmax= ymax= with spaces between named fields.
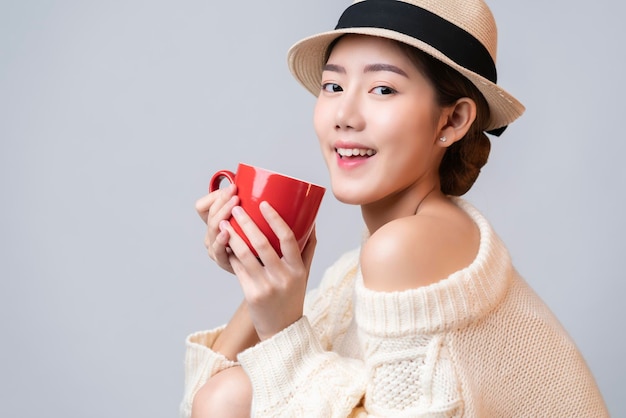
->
xmin=360 ymin=199 xmax=480 ymax=292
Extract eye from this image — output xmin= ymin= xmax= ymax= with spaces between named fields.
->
xmin=322 ymin=83 xmax=343 ymax=93
xmin=371 ymin=86 xmax=397 ymax=95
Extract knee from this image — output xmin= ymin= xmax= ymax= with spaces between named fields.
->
xmin=191 ymin=366 xmax=252 ymax=418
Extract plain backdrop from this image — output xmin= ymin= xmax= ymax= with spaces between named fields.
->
xmin=1 ymin=0 xmax=623 ymax=416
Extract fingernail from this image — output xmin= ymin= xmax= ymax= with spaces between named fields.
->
xmin=259 ymin=201 xmax=272 ymax=212
xmin=232 ymin=206 xmax=243 ymax=217
xmin=219 ymin=220 xmax=228 ymax=231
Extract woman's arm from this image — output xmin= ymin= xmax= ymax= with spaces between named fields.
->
xmin=182 ymin=247 xmax=363 ymax=418
xmin=181 ymin=302 xmax=258 ymax=418
xmin=180 ymin=326 xmax=240 ymax=418
xmin=181 ymin=190 xmax=261 ymax=417
xmin=236 ymin=279 xmax=464 ymax=417
xmin=212 ymin=300 xmax=259 ymax=361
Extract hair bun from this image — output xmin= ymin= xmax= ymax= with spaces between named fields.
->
xmin=440 ymin=132 xmax=491 ymax=196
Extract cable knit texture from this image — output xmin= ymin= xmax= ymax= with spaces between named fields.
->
xmin=180 ymin=198 xmax=608 ymax=417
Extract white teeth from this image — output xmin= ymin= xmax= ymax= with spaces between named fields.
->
xmin=336 ymin=147 xmax=376 ymax=157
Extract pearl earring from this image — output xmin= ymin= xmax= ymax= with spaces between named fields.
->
xmin=439 ymin=136 xmax=447 ymax=142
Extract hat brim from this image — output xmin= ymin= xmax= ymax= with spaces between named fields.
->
xmin=287 ymin=27 xmax=525 ymax=132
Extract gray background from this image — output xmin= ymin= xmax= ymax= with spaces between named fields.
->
xmin=1 ymin=0 xmax=623 ymax=416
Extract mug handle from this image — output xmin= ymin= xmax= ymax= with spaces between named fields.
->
xmin=209 ymin=170 xmax=236 ymax=192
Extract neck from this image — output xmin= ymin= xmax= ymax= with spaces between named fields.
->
xmin=361 ymin=179 xmax=441 ymax=234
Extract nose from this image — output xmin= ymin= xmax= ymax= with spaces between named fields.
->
xmin=335 ymin=91 xmax=365 ymax=131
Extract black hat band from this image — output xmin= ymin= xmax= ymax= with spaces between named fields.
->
xmin=335 ymin=0 xmax=498 ymax=83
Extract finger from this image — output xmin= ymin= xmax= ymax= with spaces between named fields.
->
xmin=212 ymin=221 xmax=235 ymax=272
xmin=224 ymin=216 xmax=267 ymax=276
xmin=195 ymin=185 xmax=232 ymax=221
xmin=204 ymin=189 xmax=239 ymax=250
xmin=203 ymin=194 xmax=237 ymax=249
xmin=226 ymin=251 xmax=267 ymax=306
xmin=195 ymin=194 xmax=215 ymax=223
xmin=227 ymin=251 xmax=245 ymax=278
xmin=259 ymin=201 xmax=299 ymax=263
xmin=196 ymin=184 xmax=237 ymax=223
xmin=300 ymin=225 xmax=317 ymax=274
xmin=215 ymin=220 xmax=230 ymax=246
xmin=208 ymin=194 xmax=239 ymax=231
xmin=230 ymin=206 xmax=281 ymax=266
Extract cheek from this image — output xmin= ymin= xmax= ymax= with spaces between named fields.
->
xmin=313 ymin=98 xmax=334 ymax=142
xmin=313 ymin=99 xmax=328 ymax=138
xmin=376 ymin=103 xmax=437 ymax=141
xmin=368 ymin=106 xmax=417 ymax=145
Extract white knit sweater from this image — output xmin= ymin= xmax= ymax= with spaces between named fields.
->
xmin=180 ymin=199 xmax=608 ymax=417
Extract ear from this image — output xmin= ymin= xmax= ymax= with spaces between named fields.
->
xmin=436 ymin=98 xmax=477 ymax=148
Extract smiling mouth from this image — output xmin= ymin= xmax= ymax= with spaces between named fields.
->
xmin=335 ymin=147 xmax=377 ymax=158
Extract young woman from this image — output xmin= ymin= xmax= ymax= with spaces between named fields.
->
xmin=182 ymin=0 xmax=609 ymax=416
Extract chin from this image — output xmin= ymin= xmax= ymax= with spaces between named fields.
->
xmin=331 ymin=184 xmax=369 ymax=206
xmin=333 ymin=194 xmax=362 ymax=205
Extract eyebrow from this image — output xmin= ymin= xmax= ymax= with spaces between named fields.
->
xmin=322 ymin=63 xmax=408 ymax=77
xmin=322 ymin=64 xmax=346 ymax=74
xmin=364 ymin=63 xmax=408 ymax=77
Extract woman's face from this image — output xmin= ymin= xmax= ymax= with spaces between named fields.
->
xmin=314 ymin=35 xmax=446 ymax=206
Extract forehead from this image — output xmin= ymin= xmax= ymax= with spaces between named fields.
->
xmin=327 ymin=34 xmax=411 ymax=64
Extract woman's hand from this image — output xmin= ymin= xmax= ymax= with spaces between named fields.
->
xmin=195 ymin=184 xmax=240 ymax=274
xmin=223 ymin=201 xmax=317 ymax=341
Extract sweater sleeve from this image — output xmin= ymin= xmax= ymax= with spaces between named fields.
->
xmin=238 ymin=317 xmax=367 ymax=417
xmin=179 ymin=326 xmax=239 ymax=418
xmin=236 ymin=250 xmax=371 ymax=417
xmin=180 ymin=249 xmax=363 ymax=418
xmin=236 ymin=293 xmax=462 ymax=418
xmin=303 ymin=249 xmax=361 ymax=350
xmin=231 ymin=237 xmax=466 ymax=417
xmin=236 ymin=247 xmax=463 ymax=417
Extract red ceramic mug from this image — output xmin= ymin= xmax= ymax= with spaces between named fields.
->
xmin=209 ymin=163 xmax=325 ymax=257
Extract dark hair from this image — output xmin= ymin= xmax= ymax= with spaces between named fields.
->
xmin=397 ymin=43 xmax=492 ymax=196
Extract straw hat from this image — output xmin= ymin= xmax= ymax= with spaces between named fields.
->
xmin=287 ymin=0 xmax=525 ymax=135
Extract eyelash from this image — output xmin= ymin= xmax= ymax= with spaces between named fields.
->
xmin=321 ymin=83 xmax=397 ymax=95
xmin=371 ymin=86 xmax=397 ymax=95
xmin=321 ymin=83 xmax=343 ymax=93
